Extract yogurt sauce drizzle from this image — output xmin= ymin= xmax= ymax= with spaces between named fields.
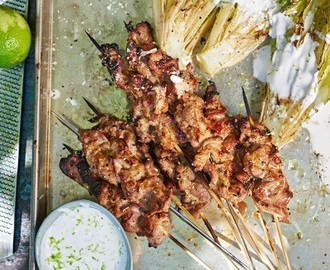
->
xmin=253 ymin=9 xmax=319 ymax=109
xmin=39 ymin=205 xmax=128 ymax=270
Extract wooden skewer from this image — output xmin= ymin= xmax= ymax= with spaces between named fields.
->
xmin=52 ymin=111 xmax=79 ymax=135
xmin=170 ymin=198 xmax=253 ymax=270
xmin=169 ymin=206 xmax=252 ymax=270
xmin=232 ymin=209 xmax=277 ymax=270
xmin=226 ymin=199 xmax=256 ymax=270
xmin=196 ymin=175 xmax=276 ymax=269
xmin=190 ymin=171 xmax=257 ymax=269
xmin=62 ymin=143 xmax=77 ymax=154
xmin=175 ymin=138 xmax=283 ymax=270
xmin=171 ymin=196 xmax=201 ymax=229
xmin=255 ymin=210 xmax=282 ymax=270
xmin=172 ymin=196 xmax=221 ymax=246
xmin=169 ymin=199 xmax=239 ymax=269
xmin=241 ymin=87 xmax=255 ymax=126
xmin=85 ymin=30 xmax=103 ymax=52
xmin=172 ymin=142 xmax=257 ymax=269
xmin=274 ymin=215 xmax=291 ymax=270
xmin=82 ymin=96 xmax=101 ymax=116
xmin=173 ymin=196 xmax=244 ymax=270
xmin=199 ymin=211 xmax=242 ymax=270
xmin=171 ymin=176 xmax=245 ymax=269
xmin=200 ymin=211 xmax=220 ymax=245
xmin=199 ymin=212 xmax=242 ymax=270
xmin=165 ymin=231 xmax=212 ymax=270
xmin=173 ymin=134 xmax=285 ymax=269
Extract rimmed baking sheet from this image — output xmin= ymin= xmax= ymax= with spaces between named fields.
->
xmin=30 ymin=0 xmax=330 ymax=269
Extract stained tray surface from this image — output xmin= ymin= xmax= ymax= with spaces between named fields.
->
xmin=32 ymin=0 xmax=330 ymax=269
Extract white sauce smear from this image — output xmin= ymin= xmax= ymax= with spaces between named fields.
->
xmin=253 ymin=10 xmax=319 ymax=109
xmin=267 ymin=33 xmax=318 ymax=107
xmin=38 ymin=206 xmax=128 ymax=270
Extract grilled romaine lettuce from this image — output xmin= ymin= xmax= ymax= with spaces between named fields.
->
xmin=152 ymin=0 xmax=219 ymax=68
xmin=196 ymin=0 xmax=273 ymax=76
xmin=256 ymin=0 xmax=330 ymax=147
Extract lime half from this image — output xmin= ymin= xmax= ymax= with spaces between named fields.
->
xmin=0 ymin=5 xmax=31 ymax=68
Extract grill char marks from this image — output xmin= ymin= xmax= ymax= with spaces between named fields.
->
xmin=99 ymin=22 xmax=292 ymax=223
xmin=59 ymin=22 xmax=293 ymax=249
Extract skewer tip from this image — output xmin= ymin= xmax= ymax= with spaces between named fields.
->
xmin=241 ymin=87 xmax=255 ymax=126
xmin=63 ymin=143 xmax=75 ymax=154
xmin=85 ymin=30 xmax=103 ymax=52
xmin=82 ymin=96 xmax=101 ymax=116
xmin=51 ymin=111 xmax=80 ymax=136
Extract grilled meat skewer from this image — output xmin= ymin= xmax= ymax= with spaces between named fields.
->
xmin=92 ymin=21 xmax=292 ymax=223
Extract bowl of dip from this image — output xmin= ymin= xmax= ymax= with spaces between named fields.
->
xmin=35 ymin=199 xmax=132 ymax=270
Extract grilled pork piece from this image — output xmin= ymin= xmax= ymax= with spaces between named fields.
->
xmin=97 ymin=22 xmax=292 ymax=223
xmin=59 ymin=153 xmax=129 ymax=218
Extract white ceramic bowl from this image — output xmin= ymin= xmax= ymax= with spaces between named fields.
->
xmin=35 ymin=200 xmax=132 ymax=270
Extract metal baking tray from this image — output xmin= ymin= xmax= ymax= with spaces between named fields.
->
xmin=30 ymin=0 xmax=330 ymax=269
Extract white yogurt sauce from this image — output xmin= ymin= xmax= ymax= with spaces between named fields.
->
xmin=253 ymin=10 xmax=319 ymax=109
xmin=303 ymin=102 xmax=330 ymax=185
xmin=267 ymin=33 xmax=318 ymax=107
xmin=38 ymin=204 xmax=129 ymax=270
xmin=268 ymin=11 xmax=293 ymax=50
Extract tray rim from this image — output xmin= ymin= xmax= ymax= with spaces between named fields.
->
xmin=29 ymin=0 xmax=54 ymax=268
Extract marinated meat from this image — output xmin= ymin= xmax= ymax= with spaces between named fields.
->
xmin=111 ymin=22 xmax=292 ymax=223
xmin=60 ymin=21 xmax=293 ymax=251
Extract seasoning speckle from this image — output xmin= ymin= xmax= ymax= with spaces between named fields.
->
xmin=296 ymin=231 xmax=303 ymax=239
